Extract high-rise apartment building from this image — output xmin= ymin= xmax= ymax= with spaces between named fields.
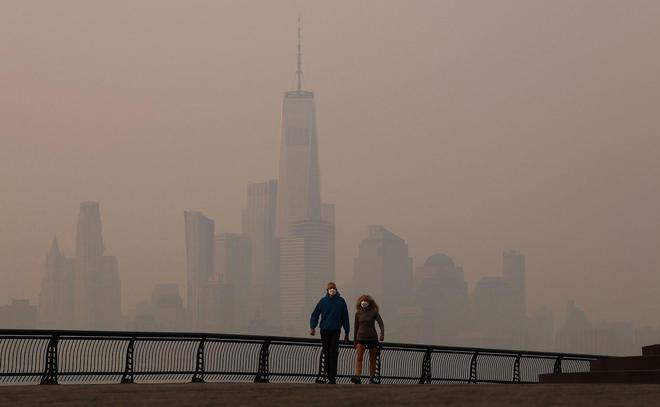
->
xmin=73 ymin=202 xmax=121 ymax=329
xmin=128 ymin=284 xmax=187 ymax=332
xmin=280 ymin=219 xmax=334 ymax=333
xmin=212 ymin=233 xmax=251 ymax=331
xmin=201 ymin=274 xmax=234 ymax=333
xmin=556 ymin=300 xmax=595 ymax=354
xmin=242 ymin=180 xmax=280 ymax=328
xmin=503 ymin=250 xmax=526 ymax=321
xmin=415 ymin=254 xmax=469 ymax=345
xmin=184 ymin=210 xmax=215 ymax=330
xmin=353 ymin=226 xmax=413 ymax=317
xmin=472 ymin=276 xmax=517 ymax=348
xmin=150 ymin=284 xmax=187 ymax=332
xmin=526 ymin=306 xmax=554 ymax=351
xmin=468 ymin=250 xmax=528 ymax=348
xmin=38 ymin=236 xmax=74 ymax=328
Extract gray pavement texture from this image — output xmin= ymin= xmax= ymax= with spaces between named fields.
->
xmin=2 ymin=383 xmax=660 ymax=407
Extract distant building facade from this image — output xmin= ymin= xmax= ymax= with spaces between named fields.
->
xmin=275 ymin=88 xmax=322 ymax=239
xmin=556 ymin=300 xmax=595 ymax=354
xmin=184 ymin=210 xmax=215 ymax=330
xmin=212 ymin=233 xmax=251 ymax=332
xmin=73 ymin=202 xmax=121 ymax=329
xmin=352 ymin=225 xmax=413 ymax=320
xmin=471 ymin=276 xmax=517 ymax=348
xmin=127 ymin=284 xmax=187 ymax=332
xmin=468 ymin=250 xmax=527 ymax=348
xmin=280 ymin=219 xmax=334 ymax=333
xmin=415 ymin=254 xmax=469 ymax=345
xmin=0 ymin=300 xmax=37 ymax=328
xmin=556 ymin=300 xmax=635 ymax=356
xmin=150 ymin=284 xmax=187 ymax=331
xmin=242 ymin=180 xmax=280 ymax=330
xmin=503 ymin=250 xmax=526 ymax=324
xmin=526 ymin=306 xmax=554 ymax=351
xmin=38 ymin=236 xmax=74 ymax=328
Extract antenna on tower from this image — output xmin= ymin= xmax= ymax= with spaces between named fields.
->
xmin=296 ymin=16 xmax=303 ymax=92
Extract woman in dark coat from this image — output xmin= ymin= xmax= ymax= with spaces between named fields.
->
xmin=351 ymin=294 xmax=384 ymax=384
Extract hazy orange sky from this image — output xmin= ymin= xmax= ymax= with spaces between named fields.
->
xmin=1 ymin=0 xmax=659 ymax=326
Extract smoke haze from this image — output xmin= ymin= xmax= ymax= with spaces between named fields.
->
xmin=2 ymin=0 xmax=660 ymax=330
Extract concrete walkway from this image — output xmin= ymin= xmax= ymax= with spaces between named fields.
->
xmin=2 ymin=383 xmax=659 ymax=406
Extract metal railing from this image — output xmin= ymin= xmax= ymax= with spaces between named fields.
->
xmin=0 ymin=329 xmax=600 ymax=385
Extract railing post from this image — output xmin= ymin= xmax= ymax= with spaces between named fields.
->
xmin=372 ymin=344 xmax=382 ymax=384
xmin=191 ymin=337 xmax=205 ymax=383
xmin=468 ymin=351 xmax=479 ymax=384
xmin=418 ymin=348 xmax=432 ymax=384
xmin=40 ymin=334 xmax=59 ymax=385
xmin=314 ymin=347 xmax=327 ymax=383
xmin=374 ymin=343 xmax=383 ymax=384
xmin=254 ymin=339 xmax=271 ymax=383
xmin=513 ymin=353 xmax=521 ymax=383
xmin=121 ymin=337 xmax=135 ymax=384
xmin=553 ymin=355 xmax=563 ymax=374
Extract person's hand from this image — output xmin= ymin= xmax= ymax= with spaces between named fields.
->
xmin=379 ymin=334 xmax=384 ymax=342
xmin=310 ymin=328 xmax=315 ymax=336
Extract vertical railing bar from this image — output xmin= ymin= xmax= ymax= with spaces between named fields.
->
xmin=40 ymin=334 xmax=59 ymax=385
xmin=468 ymin=351 xmax=479 ymax=384
xmin=418 ymin=348 xmax=432 ymax=384
xmin=553 ymin=355 xmax=563 ymax=374
xmin=254 ymin=338 xmax=271 ymax=383
xmin=191 ymin=337 xmax=205 ymax=383
xmin=374 ymin=344 xmax=383 ymax=384
xmin=513 ymin=353 xmax=521 ymax=383
xmin=314 ymin=343 xmax=326 ymax=383
xmin=121 ymin=337 xmax=135 ymax=384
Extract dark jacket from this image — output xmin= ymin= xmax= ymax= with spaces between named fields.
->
xmin=310 ymin=293 xmax=350 ymax=335
xmin=354 ymin=307 xmax=384 ymax=342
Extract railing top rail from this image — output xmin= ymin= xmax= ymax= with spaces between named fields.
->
xmin=0 ymin=329 xmax=604 ymax=359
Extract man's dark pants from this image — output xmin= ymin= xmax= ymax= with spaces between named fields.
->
xmin=320 ymin=330 xmax=341 ymax=383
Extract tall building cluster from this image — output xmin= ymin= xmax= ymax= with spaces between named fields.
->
xmin=38 ymin=202 xmax=121 ymax=330
xmin=0 ymin=26 xmax=647 ymax=357
xmin=182 ymin=27 xmax=335 ymax=334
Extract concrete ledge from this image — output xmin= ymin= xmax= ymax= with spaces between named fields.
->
xmin=591 ymin=356 xmax=660 ymax=371
xmin=642 ymin=344 xmax=660 ymax=356
xmin=2 ymin=383 xmax=660 ymax=407
xmin=540 ymin=370 xmax=660 ymax=384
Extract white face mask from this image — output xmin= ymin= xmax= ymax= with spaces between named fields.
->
xmin=328 ymin=288 xmax=337 ymax=296
xmin=361 ymin=301 xmax=369 ymax=309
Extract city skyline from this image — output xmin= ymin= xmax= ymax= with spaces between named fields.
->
xmin=2 ymin=1 xmax=660 ymax=333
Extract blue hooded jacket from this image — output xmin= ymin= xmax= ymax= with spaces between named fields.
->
xmin=310 ymin=292 xmax=350 ymax=335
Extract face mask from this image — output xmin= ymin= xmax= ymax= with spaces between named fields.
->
xmin=361 ymin=301 xmax=369 ymax=309
xmin=328 ymin=288 xmax=337 ymax=296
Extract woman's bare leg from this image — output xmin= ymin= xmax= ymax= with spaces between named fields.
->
xmin=355 ymin=344 xmax=365 ymax=377
xmin=368 ymin=347 xmax=378 ymax=379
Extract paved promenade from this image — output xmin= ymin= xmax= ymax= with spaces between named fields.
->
xmin=2 ymin=383 xmax=659 ymax=406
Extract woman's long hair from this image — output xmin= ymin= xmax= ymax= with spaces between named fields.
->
xmin=356 ymin=294 xmax=379 ymax=312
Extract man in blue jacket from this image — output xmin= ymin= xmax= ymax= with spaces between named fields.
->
xmin=310 ymin=281 xmax=350 ymax=384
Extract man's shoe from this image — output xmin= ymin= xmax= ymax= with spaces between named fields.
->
xmin=350 ymin=376 xmax=362 ymax=384
xmin=369 ymin=378 xmax=380 ymax=384
xmin=327 ymin=379 xmax=336 ymax=384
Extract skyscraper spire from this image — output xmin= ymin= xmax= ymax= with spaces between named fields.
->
xmin=296 ymin=16 xmax=303 ymax=92
xmin=49 ymin=235 xmax=61 ymax=256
